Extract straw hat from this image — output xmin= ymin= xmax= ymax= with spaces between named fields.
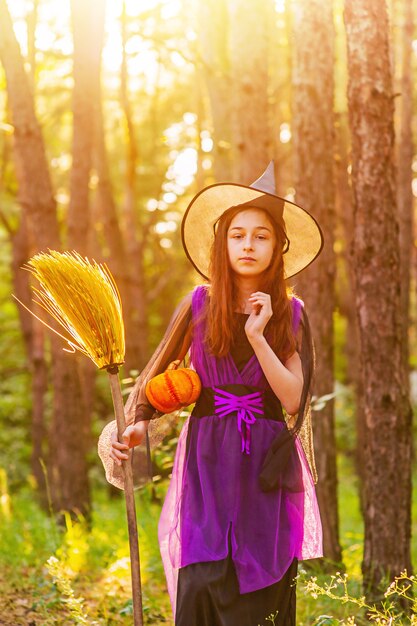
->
xmin=181 ymin=162 xmax=324 ymax=280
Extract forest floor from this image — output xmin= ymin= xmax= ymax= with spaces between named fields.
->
xmin=0 ymin=458 xmax=416 ymax=626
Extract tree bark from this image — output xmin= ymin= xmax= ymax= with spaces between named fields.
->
xmin=1 ymin=39 xmax=48 ymax=504
xmin=335 ymin=113 xmax=359 ymax=389
xmin=10 ymin=214 xmax=48 ymax=501
xmin=0 ymin=0 xmax=59 ymax=250
xmin=26 ymin=0 xmax=38 ymax=87
xmin=344 ymin=0 xmax=412 ymax=595
xmin=67 ymin=0 xmax=96 ymax=255
xmin=291 ymin=0 xmax=341 ymax=564
xmin=0 ymin=0 xmax=90 ymax=517
xmin=396 ymin=0 xmax=414 ymax=396
xmin=120 ymin=1 xmax=148 ymax=371
xmin=270 ymin=2 xmax=293 ymax=194
xmin=68 ymin=0 xmax=103 ymax=471
xmin=334 ymin=112 xmax=365 ymax=514
xmin=228 ymin=0 xmax=272 ymax=183
xmin=197 ymin=0 xmax=233 ymax=181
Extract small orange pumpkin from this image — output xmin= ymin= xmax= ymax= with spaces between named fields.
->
xmin=145 ymin=360 xmax=202 ymax=413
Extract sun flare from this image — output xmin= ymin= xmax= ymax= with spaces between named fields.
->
xmin=7 ymin=0 xmax=184 ymax=77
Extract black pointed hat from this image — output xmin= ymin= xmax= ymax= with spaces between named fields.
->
xmin=181 ymin=161 xmax=324 ymax=280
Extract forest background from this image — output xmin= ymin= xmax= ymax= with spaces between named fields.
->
xmin=0 ymin=0 xmax=416 ymax=624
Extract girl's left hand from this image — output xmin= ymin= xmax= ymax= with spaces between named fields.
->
xmin=245 ymin=292 xmax=273 ymax=341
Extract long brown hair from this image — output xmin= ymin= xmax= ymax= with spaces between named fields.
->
xmin=204 ymin=205 xmax=297 ymax=361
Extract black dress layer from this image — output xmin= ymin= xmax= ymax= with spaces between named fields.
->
xmin=176 ymin=553 xmax=297 ymax=626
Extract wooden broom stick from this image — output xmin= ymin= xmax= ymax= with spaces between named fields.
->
xmin=108 ymin=366 xmax=143 ymax=626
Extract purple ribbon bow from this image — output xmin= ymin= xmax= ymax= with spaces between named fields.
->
xmin=213 ymin=387 xmax=264 ymax=454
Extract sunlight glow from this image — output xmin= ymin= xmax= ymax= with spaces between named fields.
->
xmin=165 ymin=182 xmax=186 ymax=195
xmin=161 ymin=0 xmax=182 ymax=20
xmin=56 ymin=189 xmax=69 ymax=205
xmin=8 ymin=0 xmax=188 ymax=89
xmin=171 ymin=50 xmax=187 ymax=67
xmin=183 ymin=112 xmax=197 ymax=125
xmin=171 ymin=148 xmax=197 ymax=185
xmin=155 ymin=220 xmax=177 ymax=234
xmin=0 ymin=123 xmax=13 ymax=135
xmin=279 ymin=123 xmax=291 ymax=144
xmin=275 ymin=0 xmax=286 ymax=14
xmin=146 ymin=199 xmax=159 ymax=212
xmin=201 ymin=131 xmax=213 ymax=153
xmin=102 ymin=32 xmax=123 ymax=74
xmin=125 ymin=35 xmax=142 ymax=55
xmin=9 ymin=21 xmax=28 ymax=56
xmin=164 ymin=123 xmax=185 ymax=145
xmin=285 ymin=187 xmax=295 ymax=202
xmin=165 ymin=211 xmax=181 ymax=221
xmin=51 ymin=154 xmax=71 ymax=172
xmin=102 ymin=556 xmax=133 ymax=595
xmin=163 ymin=192 xmax=177 ymax=204
xmin=7 ymin=0 xmax=204 ymax=216
xmin=124 ymin=0 xmax=157 ymax=17
xmin=201 ymin=138 xmax=213 ymax=152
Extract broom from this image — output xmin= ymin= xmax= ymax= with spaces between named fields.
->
xmin=14 ymin=250 xmax=144 ymax=626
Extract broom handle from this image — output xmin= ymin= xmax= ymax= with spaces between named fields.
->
xmin=108 ymin=371 xmax=143 ymax=626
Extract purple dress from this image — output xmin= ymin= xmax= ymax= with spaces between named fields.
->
xmin=158 ymin=286 xmax=322 ymax=618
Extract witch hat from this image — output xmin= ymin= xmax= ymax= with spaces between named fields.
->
xmin=181 ymin=161 xmax=324 ymax=280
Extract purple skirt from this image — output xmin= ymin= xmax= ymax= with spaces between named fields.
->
xmin=158 ymin=416 xmax=322 ymax=617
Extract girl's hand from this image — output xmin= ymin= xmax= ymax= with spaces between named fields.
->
xmin=110 ymin=421 xmax=148 ymax=467
xmin=245 ymin=291 xmax=273 ymax=342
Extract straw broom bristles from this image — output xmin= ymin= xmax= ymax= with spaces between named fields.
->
xmin=15 ymin=250 xmax=125 ymax=370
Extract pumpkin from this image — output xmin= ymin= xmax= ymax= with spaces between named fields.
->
xmin=145 ymin=360 xmax=202 ymax=413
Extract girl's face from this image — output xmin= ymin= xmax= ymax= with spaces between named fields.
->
xmin=227 ymin=208 xmax=276 ymax=278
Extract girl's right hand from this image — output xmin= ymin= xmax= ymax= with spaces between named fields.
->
xmin=110 ymin=421 xmax=148 ymax=466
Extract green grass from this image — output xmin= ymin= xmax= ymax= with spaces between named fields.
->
xmin=297 ymin=452 xmax=417 ymax=625
xmin=0 ymin=455 xmax=415 ymax=625
xmin=297 ymin=453 xmax=364 ymax=626
xmin=0 ymin=482 xmax=173 ymax=625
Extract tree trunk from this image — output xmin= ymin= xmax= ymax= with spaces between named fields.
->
xmin=344 ymin=0 xmax=412 ymax=596
xmin=396 ymin=0 xmax=413 ymax=396
xmin=270 ymin=2 xmax=293 ymax=194
xmin=1 ymin=87 xmax=48 ymax=504
xmin=26 ymin=0 xmax=38 ymax=87
xmin=334 ymin=112 xmax=365 ymax=515
xmin=68 ymin=0 xmax=103 ymax=473
xmin=197 ymin=0 xmax=233 ymax=181
xmin=10 ymin=214 xmax=48 ymax=501
xmin=0 ymin=0 xmax=59 ymax=249
xmin=120 ymin=1 xmax=148 ymax=371
xmin=0 ymin=0 xmax=90 ymax=517
xmin=30 ymin=318 xmax=48 ymax=501
xmin=68 ymin=0 xmax=96 ymax=255
xmin=291 ymin=0 xmax=341 ymax=565
xmin=335 ymin=113 xmax=359 ymax=389
xmin=228 ymin=0 xmax=272 ymax=183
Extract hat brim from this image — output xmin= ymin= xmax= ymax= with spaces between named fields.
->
xmin=181 ymin=182 xmax=324 ymax=280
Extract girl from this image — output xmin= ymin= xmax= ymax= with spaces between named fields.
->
xmin=99 ymin=162 xmax=323 ymax=625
